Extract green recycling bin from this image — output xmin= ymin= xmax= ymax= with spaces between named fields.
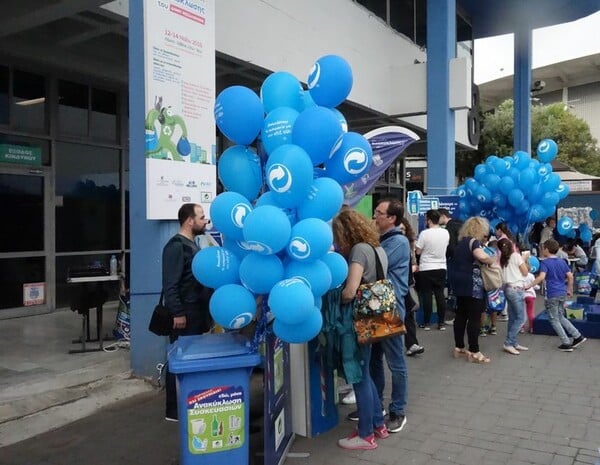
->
xmin=168 ymin=333 xmax=261 ymax=465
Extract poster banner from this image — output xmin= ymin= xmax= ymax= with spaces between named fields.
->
xmin=342 ymin=126 xmax=419 ymax=207
xmin=144 ymin=0 xmax=216 ymax=219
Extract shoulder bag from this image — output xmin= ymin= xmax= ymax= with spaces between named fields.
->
xmin=469 ymin=238 xmax=503 ymax=291
xmin=353 ymin=245 xmax=406 ymax=344
xmin=148 ymin=291 xmax=172 ymax=336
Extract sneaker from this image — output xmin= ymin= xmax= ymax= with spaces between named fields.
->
xmin=444 ymin=319 xmax=455 ymax=325
xmin=406 ymin=344 xmax=425 ymax=356
xmin=347 ymin=409 xmax=386 ymax=421
xmin=165 ymin=416 xmax=178 ymax=422
xmin=572 ymin=336 xmax=587 ymax=348
xmin=558 ymin=343 xmax=574 ymax=352
xmin=503 ymin=345 xmax=520 ymax=355
xmin=488 ymin=326 xmax=497 ymax=335
xmin=497 ymin=314 xmax=509 ymax=321
xmin=418 ymin=325 xmax=431 ymax=331
xmin=374 ymin=424 xmax=389 ymax=439
xmin=341 ymin=390 xmax=356 ymax=405
xmin=514 ymin=344 xmax=529 ymax=351
xmin=479 ymin=328 xmax=487 ymax=337
xmin=386 ymin=413 xmax=407 ymax=433
xmin=438 ymin=325 xmax=446 ymax=331
xmin=338 ymin=431 xmax=377 ymax=450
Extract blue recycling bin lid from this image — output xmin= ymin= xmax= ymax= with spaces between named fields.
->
xmin=168 ymin=333 xmax=260 ymax=374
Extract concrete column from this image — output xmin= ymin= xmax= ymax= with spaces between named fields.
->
xmin=513 ymin=25 xmax=532 ymax=153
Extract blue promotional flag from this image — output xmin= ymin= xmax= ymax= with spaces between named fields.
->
xmin=342 ymin=126 xmax=419 ymax=207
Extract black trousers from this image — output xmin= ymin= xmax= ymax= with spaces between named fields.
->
xmin=416 ymin=269 xmax=447 ymax=326
xmin=454 ymin=296 xmax=485 ymax=353
xmin=403 ymin=292 xmax=419 ymax=349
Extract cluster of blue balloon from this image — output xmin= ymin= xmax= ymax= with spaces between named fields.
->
xmin=555 ymin=215 xmax=594 ymax=242
xmin=192 ymin=55 xmax=371 ymax=344
xmin=456 ymin=139 xmax=570 ymax=237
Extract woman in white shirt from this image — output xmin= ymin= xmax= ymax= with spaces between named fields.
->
xmin=498 ymin=238 xmax=529 ymax=355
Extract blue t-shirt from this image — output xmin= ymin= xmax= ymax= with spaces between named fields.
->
xmin=540 ymin=256 xmax=571 ymax=298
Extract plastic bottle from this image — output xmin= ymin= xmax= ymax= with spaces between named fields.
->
xmin=110 ymin=255 xmax=118 ymax=276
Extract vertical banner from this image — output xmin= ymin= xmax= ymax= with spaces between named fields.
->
xmin=144 ymin=0 xmax=216 ymax=219
xmin=342 ymin=126 xmax=419 ymax=207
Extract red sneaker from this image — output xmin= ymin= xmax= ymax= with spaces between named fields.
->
xmin=374 ymin=424 xmax=389 ymax=439
xmin=338 ymin=431 xmax=377 ymax=450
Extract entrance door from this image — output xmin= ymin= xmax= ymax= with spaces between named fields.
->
xmin=0 ymin=165 xmax=52 ymax=318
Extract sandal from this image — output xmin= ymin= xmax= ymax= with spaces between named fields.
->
xmin=453 ymin=347 xmax=468 ymax=358
xmin=468 ymin=351 xmax=491 ymax=363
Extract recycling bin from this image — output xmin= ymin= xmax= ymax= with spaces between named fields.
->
xmin=168 ymin=333 xmax=261 ymax=465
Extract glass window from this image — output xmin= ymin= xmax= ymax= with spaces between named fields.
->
xmin=12 ymin=70 xmax=46 ymax=133
xmin=415 ymin=0 xmax=427 ymax=47
xmin=55 ymin=142 xmax=120 ymax=252
xmin=357 ymin=0 xmax=387 ymax=22
xmin=58 ymin=80 xmax=88 ymax=137
xmin=0 ymin=257 xmax=45 ymax=310
xmin=0 ymin=66 xmax=8 ymax=125
xmin=91 ymin=88 xmax=117 ymax=142
xmin=390 ymin=0 xmax=415 ymax=41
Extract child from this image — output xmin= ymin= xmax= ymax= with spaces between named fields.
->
xmin=527 ymin=239 xmax=587 ymax=351
xmin=480 ymin=240 xmax=499 ymax=336
xmin=522 ymin=261 xmax=538 ymax=333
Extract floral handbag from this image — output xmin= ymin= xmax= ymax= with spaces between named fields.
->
xmin=353 ymin=245 xmax=406 ymax=344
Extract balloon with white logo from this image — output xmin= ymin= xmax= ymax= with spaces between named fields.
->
xmin=320 ymin=251 xmax=349 ymax=289
xmin=331 ymin=108 xmax=348 ymax=133
xmin=210 ymin=191 xmax=252 ymax=240
xmin=556 ymin=216 xmax=574 ymax=235
xmin=265 ymin=144 xmax=313 ymax=208
xmin=261 ymin=106 xmax=299 ymax=156
xmin=296 ymin=177 xmax=344 ymax=222
xmin=209 ymin=284 xmax=256 ymax=330
xmin=536 ymin=138 xmax=558 ymax=163
xmin=325 ymin=131 xmax=373 ymax=185
xmin=273 ymin=307 xmax=323 ymax=343
xmin=222 ymin=235 xmax=253 ymax=259
xmin=217 ymin=145 xmax=262 ymax=201
xmin=268 ymin=278 xmax=314 ymax=325
xmin=260 ymin=71 xmax=304 ymax=113
xmin=214 ymin=86 xmax=264 ymax=145
xmin=292 ymin=106 xmax=344 ymax=165
xmin=254 ymin=191 xmax=297 ymax=226
xmin=287 ymin=218 xmax=333 ymax=262
xmin=556 ymin=182 xmax=570 ymax=200
xmin=191 ymin=246 xmax=241 ymax=289
xmin=239 ymin=253 xmax=285 ymax=295
xmin=307 ymin=55 xmax=353 ymax=108
xmin=243 ymin=205 xmax=292 ymax=255
xmin=284 ymin=259 xmax=332 ymax=298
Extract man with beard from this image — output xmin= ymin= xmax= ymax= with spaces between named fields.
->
xmin=163 ymin=203 xmax=212 ymax=421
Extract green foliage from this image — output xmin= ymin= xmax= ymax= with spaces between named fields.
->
xmin=457 ymin=99 xmax=600 ymax=179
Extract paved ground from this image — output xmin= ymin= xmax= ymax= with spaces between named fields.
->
xmin=3 ymin=321 xmax=600 ymax=465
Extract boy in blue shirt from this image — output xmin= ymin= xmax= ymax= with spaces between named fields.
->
xmin=527 ymin=239 xmax=586 ymax=351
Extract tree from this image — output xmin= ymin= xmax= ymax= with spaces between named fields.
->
xmin=457 ymin=99 xmax=600 ymax=179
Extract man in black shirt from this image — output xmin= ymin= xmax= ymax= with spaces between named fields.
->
xmin=438 ymin=208 xmax=463 ymax=324
xmin=164 ymin=203 xmax=211 ymax=421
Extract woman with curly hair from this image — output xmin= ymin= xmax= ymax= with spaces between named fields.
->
xmin=332 ymin=209 xmax=390 ymax=450
xmin=449 ymin=217 xmax=496 ymax=363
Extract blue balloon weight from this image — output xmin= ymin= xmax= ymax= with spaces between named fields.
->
xmin=214 ymin=86 xmax=264 ymax=145
xmin=508 ymin=188 xmax=524 ymax=207
xmin=320 ymin=251 xmax=349 ymax=289
xmin=209 ymin=284 xmax=256 ymax=329
xmin=292 ymin=106 xmax=344 ymax=165
xmin=331 ymin=108 xmax=348 ymax=132
xmin=528 ymin=256 xmax=540 ymax=273
xmin=239 ymin=253 xmax=284 ymax=294
xmin=192 ymin=247 xmax=240 ymax=289
xmin=210 ymin=192 xmax=253 ymax=240
xmin=590 ymin=210 xmax=599 ymax=220
xmin=266 ymin=144 xmax=314 ymax=208
xmin=556 ymin=216 xmax=574 ymax=235
xmin=285 ymin=259 xmax=332 ymax=297
xmin=307 ymin=55 xmax=353 ymax=108
xmin=287 ymin=218 xmax=333 ymax=262
xmin=273 ymin=307 xmax=323 ymax=344
xmin=556 ymin=182 xmax=570 ymax=200
xmin=513 ymin=150 xmax=531 ymax=170
xmin=268 ymin=278 xmax=314 ymax=325
xmin=297 ymin=177 xmax=344 ymax=221
xmin=536 ymin=139 xmax=558 ymax=163
xmin=261 ymin=106 xmax=299 ymax=155
xmin=217 ymin=145 xmax=262 ymax=201
xmin=243 ymin=205 xmax=292 ymax=255
xmin=260 ymin=71 xmax=304 ymax=113
xmin=325 ymin=132 xmax=373 ymax=185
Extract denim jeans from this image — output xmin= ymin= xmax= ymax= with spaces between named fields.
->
xmin=370 ymin=334 xmax=407 ymax=417
xmin=353 ymin=344 xmax=385 ymax=438
xmin=504 ymin=286 xmax=525 ymax=347
xmin=546 ymin=296 xmax=582 ymax=344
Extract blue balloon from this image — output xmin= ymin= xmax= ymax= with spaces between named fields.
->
xmin=456 ymin=185 xmax=467 ymax=198
xmin=530 ymin=204 xmax=546 ymax=222
xmin=542 ymin=173 xmax=561 ymax=192
xmin=556 ymin=216 xmax=574 ymax=235
xmin=268 ymin=278 xmax=314 ymax=324
xmin=273 ymin=307 xmax=323 ymax=343
xmin=301 ymin=89 xmax=317 ymax=110
xmin=476 ymin=186 xmax=492 ymax=204
xmin=508 ymin=189 xmax=524 ymax=207
xmin=591 ymin=210 xmax=599 ymax=220
xmin=239 ymin=253 xmax=284 ymax=294
xmin=513 ymin=150 xmax=531 ymax=170
xmin=541 ymin=191 xmax=559 ymax=208
xmin=518 ymin=168 xmax=537 ymax=191
xmin=491 ymin=156 xmax=507 ymax=176
xmin=192 ymin=246 xmax=240 ymax=289
xmin=528 ymin=256 xmax=540 ymax=273
xmin=483 ymin=173 xmax=501 ymax=191
xmin=209 ymin=284 xmax=256 ymax=329
xmin=287 ymin=218 xmax=333 ymax=262
xmin=320 ymin=251 xmax=349 ymax=289
xmin=556 ymin=182 xmax=570 ymax=200
xmin=222 ymin=235 xmax=253 ymax=258
xmin=528 ymin=183 xmax=544 ymax=203
xmin=297 ymin=177 xmax=344 ymax=221
xmin=498 ymin=176 xmax=515 ymax=195
xmin=325 ymin=132 xmax=373 ymax=185
xmin=307 ymin=55 xmax=353 ymax=108
xmin=260 ymin=71 xmax=304 ymax=113
xmin=261 ymin=106 xmax=299 ymax=155
xmin=331 ymin=108 xmax=348 ymax=132
xmin=292 ymin=106 xmax=344 ymax=165
xmin=465 ymin=178 xmax=479 ymax=195
xmin=474 ymin=164 xmax=487 ymax=182
xmin=537 ymin=163 xmax=552 ymax=177
xmin=210 ymin=192 xmax=253 ymax=240
xmin=492 ymin=193 xmax=507 ymax=208
xmin=254 ymin=191 xmax=297 ymax=226
xmin=266 ymin=144 xmax=314 ymax=208
xmin=503 ymin=156 xmax=514 ymax=171
xmin=214 ymin=86 xmax=264 ymax=145
xmin=285 ymin=259 xmax=332 ymax=297
xmin=536 ymin=139 xmax=558 ymax=163
xmin=581 ymin=229 xmax=593 ymax=242
xmin=217 ymin=146 xmax=262 ymax=201
xmin=243 ymin=205 xmax=291 ymax=255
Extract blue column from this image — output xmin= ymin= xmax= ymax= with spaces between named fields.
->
xmin=426 ymin=0 xmax=456 ymax=195
xmin=129 ymin=2 xmax=177 ymax=377
xmin=513 ymin=24 xmax=532 ymax=153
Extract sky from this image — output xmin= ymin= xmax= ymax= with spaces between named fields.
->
xmin=474 ymin=11 xmax=600 ymax=84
